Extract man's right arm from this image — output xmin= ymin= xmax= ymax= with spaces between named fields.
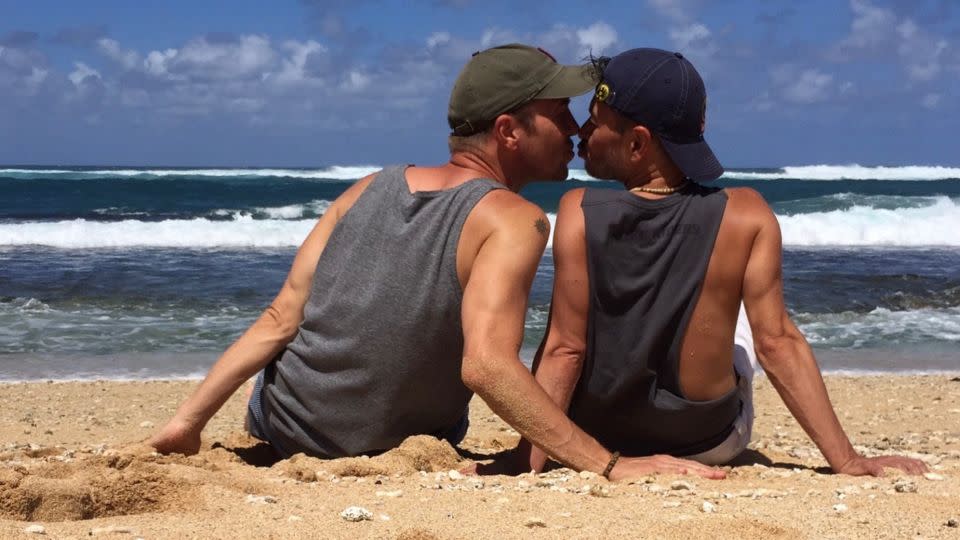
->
xmin=149 ymin=175 xmax=375 ymax=455
xmin=462 ymin=196 xmax=724 ymax=480
xmin=738 ymin=188 xmax=927 ymax=476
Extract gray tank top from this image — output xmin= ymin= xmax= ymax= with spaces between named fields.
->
xmin=567 ymin=184 xmax=741 ymax=456
xmin=259 ymin=165 xmax=503 ymax=458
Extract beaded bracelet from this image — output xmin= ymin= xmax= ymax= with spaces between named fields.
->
xmin=602 ymin=451 xmax=620 ymax=479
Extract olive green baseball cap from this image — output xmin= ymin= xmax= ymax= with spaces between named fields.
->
xmin=448 ymin=44 xmax=598 ymax=136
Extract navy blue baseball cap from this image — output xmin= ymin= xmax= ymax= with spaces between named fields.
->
xmin=595 ymin=48 xmax=723 ymax=181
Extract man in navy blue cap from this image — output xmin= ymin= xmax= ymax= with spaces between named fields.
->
xmin=523 ymin=48 xmax=928 ymax=476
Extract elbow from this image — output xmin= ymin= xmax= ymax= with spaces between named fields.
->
xmin=264 ymin=304 xmax=301 ymax=342
xmin=460 ymin=354 xmax=491 ymax=394
xmin=755 ymin=332 xmax=802 ymax=375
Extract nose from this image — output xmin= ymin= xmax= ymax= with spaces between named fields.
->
xmin=578 ymin=119 xmax=595 ymax=141
xmin=560 ymin=106 xmax=578 ymax=136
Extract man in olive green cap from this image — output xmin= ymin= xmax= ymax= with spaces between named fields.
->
xmin=150 ymin=44 xmax=723 ymax=481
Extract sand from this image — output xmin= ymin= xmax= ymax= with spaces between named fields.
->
xmin=1 ymin=375 xmax=959 ymax=539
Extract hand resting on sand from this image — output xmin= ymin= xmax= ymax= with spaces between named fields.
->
xmin=834 ymin=454 xmax=929 ymax=477
xmin=148 ymin=418 xmax=202 ymax=456
xmin=466 ymin=447 xmax=726 ymax=480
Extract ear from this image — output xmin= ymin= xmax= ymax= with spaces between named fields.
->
xmin=627 ymin=124 xmax=652 ymax=163
xmin=493 ymin=114 xmax=522 ymax=151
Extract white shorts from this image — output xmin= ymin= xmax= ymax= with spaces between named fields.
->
xmin=682 ymin=303 xmax=757 ymax=466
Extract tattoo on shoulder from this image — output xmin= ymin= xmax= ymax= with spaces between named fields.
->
xmin=534 ymin=217 xmax=549 ymax=237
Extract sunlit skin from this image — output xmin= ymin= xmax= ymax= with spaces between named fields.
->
xmin=524 ymin=94 xmax=931 ymax=478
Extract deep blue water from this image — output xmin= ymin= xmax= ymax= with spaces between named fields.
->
xmin=1 ymin=165 xmax=958 ymax=379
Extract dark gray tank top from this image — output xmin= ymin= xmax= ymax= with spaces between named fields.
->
xmin=567 ymin=184 xmax=740 ymax=456
xmin=260 ymin=165 xmax=503 ymax=458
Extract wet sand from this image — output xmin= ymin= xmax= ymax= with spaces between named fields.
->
xmin=1 ymin=375 xmax=959 ymax=539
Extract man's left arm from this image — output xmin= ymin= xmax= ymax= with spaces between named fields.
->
xmin=739 ymin=189 xmax=928 ymax=476
xmin=522 ymin=188 xmax=591 ymax=472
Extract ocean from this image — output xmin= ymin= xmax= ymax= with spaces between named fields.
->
xmin=2 ymin=164 xmax=958 ymax=380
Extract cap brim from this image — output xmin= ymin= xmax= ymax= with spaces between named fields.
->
xmin=535 ymin=64 xmax=599 ymax=99
xmin=659 ymin=137 xmax=724 ymax=182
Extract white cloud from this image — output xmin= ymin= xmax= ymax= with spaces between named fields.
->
xmin=169 ymin=35 xmax=276 ymax=80
xmin=921 ymin=93 xmax=941 ymax=109
xmin=68 ymin=62 xmax=101 ymax=87
xmin=670 ymin=23 xmax=711 ymax=51
xmin=97 ymin=38 xmax=140 ymax=70
xmin=647 ymin=0 xmax=697 ymax=22
xmin=833 ymin=0 xmax=951 ymax=83
xmin=838 ymin=0 xmax=896 ymax=52
xmin=576 ymin=22 xmax=617 ymax=56
xmin=341 ymin=70 xmax=370 ymax=91
xmin=273 ymin=40 xmax=328 ymax=86
xmin=144 ymin=49 xmax=178 ymax=78
xmin=770 ymin=65 xmax=835 ymax=104
xmin=896 ymin=20 xmax=948 ymax=82
xmin=427 ymin=32 xmax=451 ymax=49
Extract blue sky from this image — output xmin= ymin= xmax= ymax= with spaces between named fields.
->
xmin=1 ymin=0 xmax=958 ymax=167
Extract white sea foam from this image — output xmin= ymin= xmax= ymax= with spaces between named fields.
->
xmin=4 ymin=197 xmax=956 ymax=248
xmin=778 ymin=196 xmax=960 ymax=246
xmin=0 ymin=166 xmax=381 ymax=181
xmin=796 ymin=307 xmax=960 ymax=347
xmin=567 ymin=169 xmax=605 ymax=182
xmin=0 ymin=216 xmax=315 ymax=248
xmin=724 ymin=164 xmax=960 ymax=181
xmin=210 ymin=199 xmax=333 ymax=220
xmin=255 ymin=199 xmax=331 ymax=219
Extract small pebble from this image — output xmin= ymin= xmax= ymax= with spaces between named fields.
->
xmin=245 ymin=494 xmax=278 ymax=504
xmin=946 ymin=518 xmax=958 ymax=528
xmin=670 ymin=480 xmax=696 ymax=491
xmin=375 ymin=489 xmax=403 ymax=498
xmin=287 ymin=515 xmax=303 ymax=522
xmin=447 ymin=470 xmax=464 ymax=481
xmin=524 ymin=517 xmax=547 ymax=528
xmin=138 ymin=421 xmax=154 ymax=428
xmin=23 ymin=524 xmax=45 ymax=535
xmin=700 ymin=501 xmax=716 ymax=513
xmin=893 ymin=479 xmax=918 ymax=493
xmin=923 ymin=473 xmax=945 ymax=481
xmin=579 ymin=470 xmax=598 ymax=480
xmin=833 ymin=503 xmax=848 ymax=514
xmin=340 ymin=506 xmax=373 ymax=522
xmin=663 ymin=501 xmax=681 ymax=508
xmin=91 ymin=525 xmax=135 ymax=535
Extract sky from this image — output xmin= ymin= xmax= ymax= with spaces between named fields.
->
xmin=1 ymin=0 xmax=958 ymax=167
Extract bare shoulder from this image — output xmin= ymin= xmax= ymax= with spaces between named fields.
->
xmin=326 ymin=173 xmax=377 ymax=220
xmin=475 ymin=189 xmax=549 ymax=234
xmin=558 ymin=187 xmax=587 ymax=208
xmin=723 ymin=187 xmax=778 ymax=230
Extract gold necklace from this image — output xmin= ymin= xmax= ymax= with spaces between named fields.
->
xmin=629 ymin=180 xmax=689 ymax=195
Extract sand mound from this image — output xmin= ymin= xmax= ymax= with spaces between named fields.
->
xmin=0 ymin=457 xmax=196 ymax=521
xmin=274 ymin=435 xmax=464 ymax=481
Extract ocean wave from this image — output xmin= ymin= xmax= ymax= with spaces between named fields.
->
xmin=724 ymin=164 xmax=960 ymax=181
xmin=796 ymin=306 xmax=960 ymax=348
xmin=211 ymin=199 xmax=333 ymax=220
xmin=778 ymin=196 xmax=960 ymax=246
xmin=4 ymin=198 xmax=957 ymax=248
xmin=0 ymin=166 xmax=381 ymax=181
xmin=0 ymin=216 xmax=315 ymax=248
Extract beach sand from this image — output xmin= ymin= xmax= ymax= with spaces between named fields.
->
xmin=1 ymin=375 xmax=959 ymax=539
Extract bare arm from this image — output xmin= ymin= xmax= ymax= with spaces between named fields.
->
xmin=466 ymin=196 xmax=724 ymax=480
xmin=460 ymin=201 xmax=612 ymax=474
xmin=517 ymin=190 xmax=725 ymax=479
xmin=149 ymin=175 xmax=375 ymax=455
xmin=740 ymin=189 xmax=927 ymax=476
xmin=524 ymin=189 xmax=590 ymax=471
